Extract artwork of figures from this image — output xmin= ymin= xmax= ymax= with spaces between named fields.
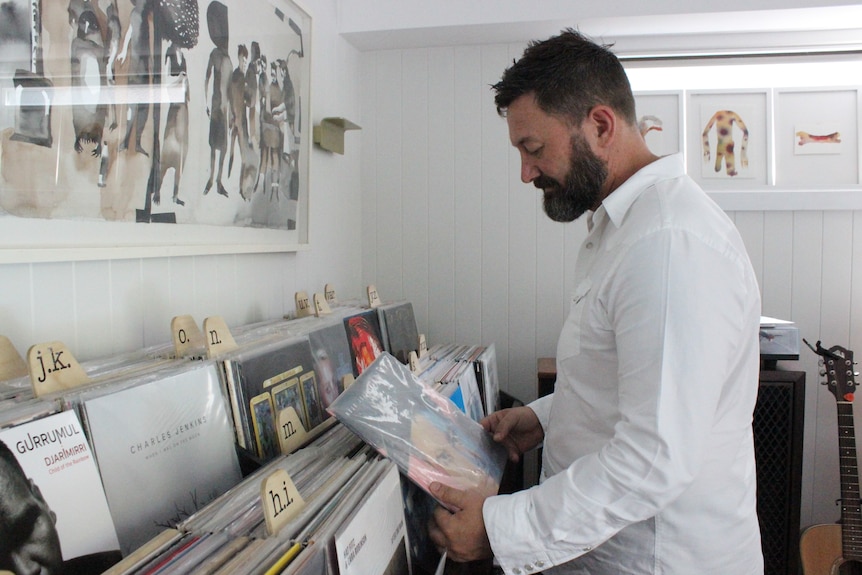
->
xmin=0 ymin=0 xmax=310 ymax=240
xmin=687 ymin=91 xmax=769 ymax=186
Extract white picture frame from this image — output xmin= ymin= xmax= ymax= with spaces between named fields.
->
xmin=775 ymin=88 xmax=859 ymax=187
xmin=686 ymin=90 xmax=771 ymax=188
xmin=0 ymin=0 xmax=312 ymax=263
xmin=633 ymin=90 xmax=683 ymax=157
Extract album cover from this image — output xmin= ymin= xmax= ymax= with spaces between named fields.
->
xmin=80 ymin=363 xmax=242 ymax=555
xmin=0 ymin=409 xmax=122 ymax=572
xmin=342 ymin=309 xmax=385 ymax=377
xmin=475 ymin=344 xmax=500 ymax=416
xmin=377 ymin=301 xmax=420 ymax=364
xmin=334 ymin=463 xmax=410 ymax=575
xmin=222 ymin=335 xmax=319 ymax=459
xmin=307 ymin=321 xmax=354 ymax=411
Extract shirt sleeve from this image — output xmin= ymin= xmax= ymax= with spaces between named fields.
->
xmin=484 ymin=225 xmax=756 ymax=574
xmin=526 ymin=393 xmax=554 ymax=432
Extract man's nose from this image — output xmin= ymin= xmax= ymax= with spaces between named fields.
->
xmin=520 ymin=157 xmax=540 ymax=184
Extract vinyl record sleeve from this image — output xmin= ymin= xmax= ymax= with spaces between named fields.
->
xmin=327 ymin=353 xmax=507 ymax=512
xmin=343 ymin=309 xmax=385 ymax=377
xmin=334 ymin=463 xmax=409 ymax=575
xmin=221 ymin=335 xmax=318 ymax=459
xmin=0 ymin=409 xmax=121 ymax=567
xmin=377 ymin=301 xmax=420 ymax=364
xmin=81 ymin=362 xmax=242 ymax=555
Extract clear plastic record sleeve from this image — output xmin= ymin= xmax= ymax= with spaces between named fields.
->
xmin=327 ymin=352 xmax=508 ymax=512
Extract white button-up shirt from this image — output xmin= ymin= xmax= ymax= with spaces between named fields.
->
xmin=484 ymin=153 xmax=764 ymax=574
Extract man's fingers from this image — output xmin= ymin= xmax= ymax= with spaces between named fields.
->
xmin=427 ymin=513 xmax=448 ymax=551
xmin=429 ymin=481 xmax=464 ymax=512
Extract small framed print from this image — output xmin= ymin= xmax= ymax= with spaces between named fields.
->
xmin=633 ymin=90 xmax=683 ymax=157
xmin=775 ymin=88 xmax=859 ymax=187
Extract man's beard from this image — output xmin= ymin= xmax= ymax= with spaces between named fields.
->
xmin=535 ymin=134 xmax=607 ymax=223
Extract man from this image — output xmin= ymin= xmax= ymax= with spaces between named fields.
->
xmin=0 ymin=438 xmax=64 ymax=575
xmin=0 ymin=440 xmax=121 ymax=575
xmin=428 ymin=29 xmax=763 ymax=574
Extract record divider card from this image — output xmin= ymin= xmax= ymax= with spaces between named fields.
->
xmin=367 ymin=284 xmax=381 ymax=308
xmin=262 ymin=468 xmax=306 ymax=535
xmin=203 ymin=316 xmax=238 ymax=359
xmin=324 ymin=283 xmax=337 ymax=306
xmin=276 ymin=406 xmax=309 ymax=455
xmin=295 ymin=291 xmax=313 ymax=318
xmin=313 ymin=293 xmax=332 ymax=317
xmin=171 ymin=314 xmax=205 ymax=358
xmin=0 ymin=335 xmax=27 ymax=380
xmin=26 ymin=341 xmax=89 ymax=397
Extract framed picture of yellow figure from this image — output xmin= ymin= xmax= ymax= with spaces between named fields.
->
xmin=687 ymin=90 xmax=770 ymax=187
xmin=0 ymin=0 xmax=312 ymax=262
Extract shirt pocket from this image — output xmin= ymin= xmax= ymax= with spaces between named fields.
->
xmin=557 ymin=278 xmax=592 ymax=361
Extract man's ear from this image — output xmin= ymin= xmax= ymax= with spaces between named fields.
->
xmin=585 ymin=105 xmax=616 ymax=148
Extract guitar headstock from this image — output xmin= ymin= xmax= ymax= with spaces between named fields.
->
xmin=805 ymin=339 xmax=858 ymax=402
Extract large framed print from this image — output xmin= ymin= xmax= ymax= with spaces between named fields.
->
xmin=774 ymin=88 xmax=859 ymax=188
xmin=0 ymin=0 xmax=311 ymax=262
xmin=686 ymin=90 xmax=771 ymax=189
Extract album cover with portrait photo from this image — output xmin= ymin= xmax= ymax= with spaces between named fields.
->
xmin=342 ymin=309 xmax=385 ymax=377
xmin=0 ymin=409 xmax=121 ymax=572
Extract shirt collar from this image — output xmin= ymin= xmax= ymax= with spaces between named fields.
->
xmin=598 ymin=153 xmax=685 ymax=228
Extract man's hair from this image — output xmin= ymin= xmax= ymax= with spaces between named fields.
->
xmin=0 ymin=439 xmax=26 ymax=480
xmin=492 ymin=28 xmax=637 ymax=127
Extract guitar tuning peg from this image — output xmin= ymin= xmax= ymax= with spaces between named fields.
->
xmin=820 ymin=370 xmax=828 ymax=376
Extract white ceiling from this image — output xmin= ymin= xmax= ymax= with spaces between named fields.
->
xmin=336 ymin=2 xmax=862 ymax=56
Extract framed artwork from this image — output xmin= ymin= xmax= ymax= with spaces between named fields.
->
xmin=633 ymin=90 xmax=683 ymax=157
xmin=0 ymin=0 xmax=312 ymax=262
xmin=775 ymin=88 xmax=859 ymax=187
xmin=686 ymin=90 xmax=770 ymax=188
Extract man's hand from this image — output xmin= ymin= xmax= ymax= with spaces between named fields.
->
xmin=481 ymin=406 xmax=544 ymax=463
xmin=427 ymin=482 xmax=493 ymax=562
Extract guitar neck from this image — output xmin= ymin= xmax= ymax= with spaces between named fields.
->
xmin=838 ymin=400 xmax=862 ymax=560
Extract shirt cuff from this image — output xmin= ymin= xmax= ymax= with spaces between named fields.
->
xmin=527 ymin=393 xmax=554 ymax=432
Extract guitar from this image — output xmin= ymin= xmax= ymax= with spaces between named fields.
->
xmin=800 ymin=340 xmax=862 ymax=575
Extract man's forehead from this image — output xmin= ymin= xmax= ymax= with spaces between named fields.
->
xmin=0 ymin=459 xmax=30 ymax=494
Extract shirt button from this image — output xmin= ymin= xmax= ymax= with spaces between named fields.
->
xmin=513 ymin=570 xmax=522 ymax=574
xmin=583 ymin=546 xmax=593 ymax=551
xmin=536 ymin=561 xmax=545 ymax=568
xmin=524 ymin=565 xmax=534 ymax=572
xmin=586 ymin=242 xmax=594 ymax=249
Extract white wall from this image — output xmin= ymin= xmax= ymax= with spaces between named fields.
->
xmin=0 ymin=0 xmax=364 ymax=362
xmin=358 ymin=36 xmax=862 ymax=535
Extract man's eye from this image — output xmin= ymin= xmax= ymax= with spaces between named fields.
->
xmin=526 ymin=146 xmax=542 ymax=157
